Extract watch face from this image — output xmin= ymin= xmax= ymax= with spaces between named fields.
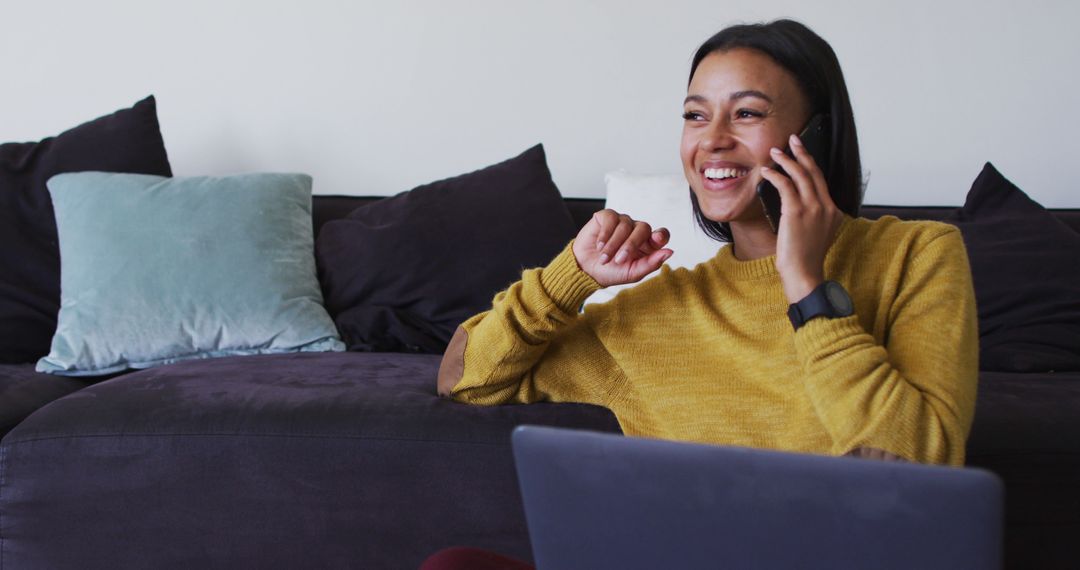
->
xmin=825 ymin=282 xmax=854 ymax=316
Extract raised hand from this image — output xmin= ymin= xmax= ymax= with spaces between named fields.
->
xmin=571 ymin=209 xmax=674 ymax=288
xmin=759 ymin=133 xmax=845 ymax=304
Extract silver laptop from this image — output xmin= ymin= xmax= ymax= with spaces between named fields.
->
xmin=512 ymin=426 xmax=1002 ymax=570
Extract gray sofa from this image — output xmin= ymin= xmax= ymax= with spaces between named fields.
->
xmin=1 ymin=196 xmax=1078 ymax=570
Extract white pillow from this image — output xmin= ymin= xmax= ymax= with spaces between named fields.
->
xmin=584 ymin=171 xmax=725 ymax=306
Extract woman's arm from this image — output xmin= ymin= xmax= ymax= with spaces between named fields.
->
xmin=765 ymin=135 xmax=976 ymax=464
xmin=438 ymin=244 xmax=620 ymax=405
xmin=438 ymin=210 xmax=673 ymax=405
xmin=796 ymin=228 xmax=978 ymax=464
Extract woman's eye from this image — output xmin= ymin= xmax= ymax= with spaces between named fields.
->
xmin=735 ymin=109 xmax=764 ymax=119
xmin=682 ymin=111 xmax=704 ymax=121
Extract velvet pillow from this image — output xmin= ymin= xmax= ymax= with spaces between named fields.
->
xmin=316 ymin=144 xmax=577 ymax=353
xmin=947 ymin=163 xmax=1080 ymax=372
xmin=0 ymin=96 xmax=172 ymax=364
xmin=37 ymin=172 xmax=344 ymax=376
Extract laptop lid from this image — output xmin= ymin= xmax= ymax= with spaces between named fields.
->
xmin=512 ymin=426 xmax=1002 ymax=570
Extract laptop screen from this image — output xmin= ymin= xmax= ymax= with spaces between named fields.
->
xmin=512 ymin=426 xmax=1002 ymax=570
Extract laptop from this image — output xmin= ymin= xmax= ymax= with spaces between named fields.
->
xmin=512 ymin=426 xmax=1003 ymax=570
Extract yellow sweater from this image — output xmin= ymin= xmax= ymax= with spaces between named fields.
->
xmin=450 ymin=216 xmax=978 ymax=465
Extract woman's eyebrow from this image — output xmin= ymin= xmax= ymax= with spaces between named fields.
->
xmin=683 ymin=91 xmax=773 ymax=106
xmin=729 ymin=90 xmax=772 ymax=103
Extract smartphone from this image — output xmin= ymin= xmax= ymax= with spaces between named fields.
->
xmin=756 ymin=114 xmax=831 ymax=233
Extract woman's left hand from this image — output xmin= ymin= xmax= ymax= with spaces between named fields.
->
xmin=760 ymin=133 xmax=845 ymax=304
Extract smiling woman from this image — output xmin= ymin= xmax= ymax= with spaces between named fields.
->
xmin=682 ymin=21 xmax=864 ymax=246
xmin=438 ymin=17 xmax=977 ymax=463
xmin=439 ymin=17 xmax=977 ymax=463
xmin=425 ymin=17 xmax=979 ymax=569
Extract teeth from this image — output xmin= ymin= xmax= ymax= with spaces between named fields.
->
xmin=704 ymin=167 xmax=748 ymax=180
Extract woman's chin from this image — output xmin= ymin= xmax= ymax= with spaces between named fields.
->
xmin=695 ymin=196 xmax=752 ymax=224
xmin=692 ymin=182 xmax=761 ymax=223
xmin=700 ymin=210 xmax=736 ymax=224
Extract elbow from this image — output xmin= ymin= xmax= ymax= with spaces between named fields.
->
xmin=436 ymin=326 xmax=469 ymax=397
xmin=916 ymin=400 xmax=970 ymax=466
xmin=436 ymin=376 xmax=455 ymax=398
xmin=436 ymin=367 xmax=458 ymax=398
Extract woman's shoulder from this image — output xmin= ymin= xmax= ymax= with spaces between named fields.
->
xmin=843 ymin=214 xmax=960 ymax=253
xmin=830 ymin=215 xmax=967 ymax=283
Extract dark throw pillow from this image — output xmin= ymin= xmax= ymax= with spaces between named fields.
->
xmin=0 ymin=96 xmax=172 ymax=363
xmin=947 ymin=163 xmax=1080 ymax=372
xmin=316 ymin=144 xmax=577 ymax=353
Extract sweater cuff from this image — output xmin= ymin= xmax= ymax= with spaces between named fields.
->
xmin=792 ymin=314 xmax=868 ymax=363
xmin=539 ymin=241 xmax=602 ymax=314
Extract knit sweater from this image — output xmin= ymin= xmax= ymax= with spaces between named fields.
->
xmin=450 ymin=215 xmax=978 ymax=465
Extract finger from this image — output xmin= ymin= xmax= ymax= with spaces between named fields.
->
xmin=591 ymin=209 xmax=621 ymax=251
xmin=759 ymin=166 xmax=799 ymax=217
xmin=649 ymin=228 xmax=671 ymax=249
xmin=627 ymin=248 xmax=674 ymax=282
xmin=599 ymin=216 xmax=634 ymax=264
xmin=789 ymin=134 xmax=831 ymax=204
xmin=769 ymin=146 xmax=816 ymax=205
xmin=633 ymin=228 xmax=669 ymax=257
xmin=613 ymin=221 xmax=655 ymax=264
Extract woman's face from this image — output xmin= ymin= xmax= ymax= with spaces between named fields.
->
xmin=681 ymin=48 xmax=812 ymax=225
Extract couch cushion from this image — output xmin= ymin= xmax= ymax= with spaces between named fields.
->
xmin=965 ymin=371 xmax=1080 ymax=566
xmin=316 ymin=144 xmax=577 ymax=354
xmin=967 ymin=372 xmax=1080 ymax=462
xmin=0 ymin=352 xmax=619 ymax=569
xmin=12 ymin=352 xmax=618 ymax=443
xmin=0 ymin=364 xmax=91 ymax=439
xmin=0 ymin=96 xmax=172 ymax=364
xmin=37 ymin=172 xmax=344 ymax=376
xmin=947 ymin=163 xmax=1080 ymax=372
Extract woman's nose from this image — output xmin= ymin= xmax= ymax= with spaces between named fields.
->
xmin=699 ymin=120 xmax=736 ymax=152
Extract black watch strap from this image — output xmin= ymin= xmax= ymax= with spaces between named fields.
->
xmin=787 ymin=280 xmax=854 ymax=330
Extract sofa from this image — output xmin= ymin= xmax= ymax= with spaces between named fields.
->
xmin=3 ymin=99 xmax=1079 ymax=570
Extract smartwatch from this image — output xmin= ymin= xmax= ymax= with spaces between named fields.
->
xmin=787 ymin=280 xmax=854 ymax=330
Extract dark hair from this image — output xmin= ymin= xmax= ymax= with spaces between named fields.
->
xmin=687 ymin=19 xmax=864 ymax=242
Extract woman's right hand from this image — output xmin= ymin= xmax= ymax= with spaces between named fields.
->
xmin=572 ymin=209 xmax=674 ymax=288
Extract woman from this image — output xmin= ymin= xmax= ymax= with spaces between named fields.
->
xmin=423 ymin=17 xmax=978 ymax=570
xmin=438 ymin=18 xmax=976 ymax=467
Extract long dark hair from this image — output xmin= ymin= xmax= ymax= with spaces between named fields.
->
xmin=688 ymin=19 xmax=864 ymax=242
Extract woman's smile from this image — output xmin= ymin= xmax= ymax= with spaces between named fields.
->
xmin=699 ymin=161 xmax=752 ymax=193
xmin=680 ymin=47 xmax=810 ymax=224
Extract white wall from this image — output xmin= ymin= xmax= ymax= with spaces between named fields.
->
xmin=3 ymin=0 xmax=1078 ymax=206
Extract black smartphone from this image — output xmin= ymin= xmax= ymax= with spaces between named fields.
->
xmin=756 ymin=114 xmax=831 ymax=233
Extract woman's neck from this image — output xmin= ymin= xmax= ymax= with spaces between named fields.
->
xmin=729 ymin=219 xmax=778 ymax=261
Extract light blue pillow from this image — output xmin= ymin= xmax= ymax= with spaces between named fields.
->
xmin=37 ymin=172 xmax=345 ymax=376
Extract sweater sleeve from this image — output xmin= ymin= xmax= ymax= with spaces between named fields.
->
xmin=794 ymin=227 xmax=978 ymax=465
xmin=448 ymin=242 xmax=627 ymax=407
